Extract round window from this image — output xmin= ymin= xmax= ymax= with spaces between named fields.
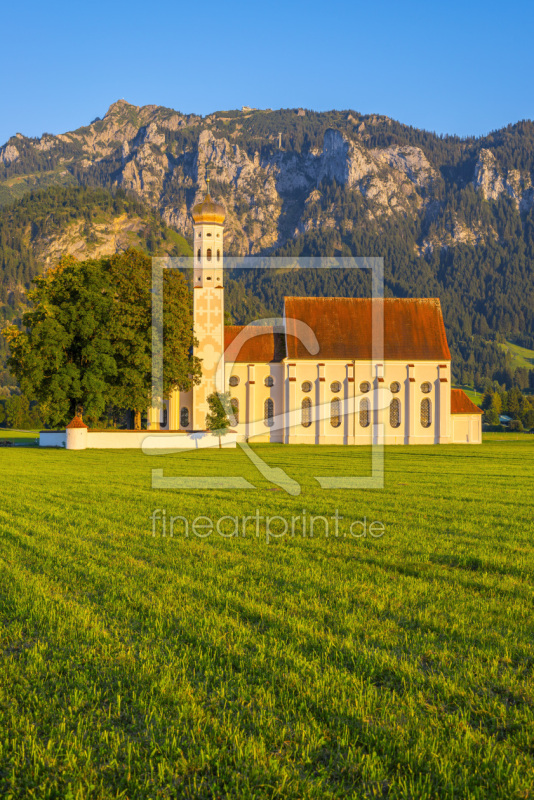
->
xmin=390 ymin=381 xmax=401 ymax=394
xmin=229 ymin=376 xmax=239 ymax=387
xmin=301 ymin=381 xmax=312 ymax=393
xmin=360 ymin=381 xmax=371 ymax=393
xmin=330 ymin=381 xmax=342 ymax=393
xmin=421 ymin=382 xmax=432 ymax=394
xmin=264 ymin=376 xmax=274 ymax=387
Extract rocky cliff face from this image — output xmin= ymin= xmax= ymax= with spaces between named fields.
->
xmin=2 ymin=100 xmax=534 ymax=255
xmin=473 ymin=148 xmax=534 ymax=213
xmin=35 ymin=213 xmax=174 ymax=271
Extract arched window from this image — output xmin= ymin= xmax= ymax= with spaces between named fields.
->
xmin=160 ymin=405 xmax=168 ymax=428
xmin=421 ymin=398 xmax=431 ymax=428
xmin=390 ymin=398 xmax=401 ymax=428
xmin=217 ymin=249 xmax=220 ymax=262
xmin=230 ymin=398 xmax=239 ymax=425
xmin=180 ymin=407 xmax=189 ymax=428
xmin=264 ymin=398 xmax=274 ymax=427
xmin=330 ymin=397 xmax=341 ymax=428
xmin=264 ymin=376 xmax=274 ymax=387
xmin=197 ymin=248 xmax=201 ymax=261
xmin=206 ymin=248 xmax=212 ymax=262
xmin=301 ymin=381 xmax=312 ymax=393
xmin=360 ymin=381 xmax=371 ymax=393
xmin=301 ymin=397 xmax=312 ymax=428
xmin=359 ymin=398 xmax=370 ymax=428
xmin=229 ymin=375 xmax=239 ymax=387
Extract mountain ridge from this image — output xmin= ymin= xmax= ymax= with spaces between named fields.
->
xmin=1 ymin=102 xmax=534 ymax=393
xmin=2 ymin=100 xmax=534 ymax=256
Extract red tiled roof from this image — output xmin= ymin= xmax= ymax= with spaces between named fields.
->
xmin=224 ymin=325 xmax=286 ymax=363
xmin=451 ymin=389 xmax=483 ymax=414
xmin=284 ymin=297 xmax=451 ymax=361
xmin=66 ymin=416 xmax=88 ymax=429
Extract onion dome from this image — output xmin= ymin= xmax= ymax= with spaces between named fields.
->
xmin=192 ymin=181 xmax=225 ymax=225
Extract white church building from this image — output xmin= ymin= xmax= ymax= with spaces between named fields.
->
xmin=156 ymin=189 xmax=483 ymax=445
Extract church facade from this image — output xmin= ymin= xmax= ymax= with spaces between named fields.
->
xmin=153 ymin=190 xmax=482 ymax=445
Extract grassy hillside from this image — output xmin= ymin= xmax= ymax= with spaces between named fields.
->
xmin=499 ymin=340 xmax=534 ymax=371
xmin=0 ymin=440 xmax=533 ymax=798
xmin=0 ymin=167 xmax=79 ymax=207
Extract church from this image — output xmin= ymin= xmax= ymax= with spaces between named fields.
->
xmin=151 ymin=188 xmax=482 ymax=445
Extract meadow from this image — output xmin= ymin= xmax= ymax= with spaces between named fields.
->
xmin=0 ymin=437 xmax=533 ymax=799
xmin=500 ymin=341 xmax=534 ymax=371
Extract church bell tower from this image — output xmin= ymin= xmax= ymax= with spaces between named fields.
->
xmin=189 ymin=181 xmax=226 ymax=431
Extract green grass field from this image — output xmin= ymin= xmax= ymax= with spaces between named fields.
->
xmin=1 ymin=440 xmax=533 ymax=798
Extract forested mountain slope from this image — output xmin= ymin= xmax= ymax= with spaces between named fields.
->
xmin=0 ymin=186 xmax=190 ymax=392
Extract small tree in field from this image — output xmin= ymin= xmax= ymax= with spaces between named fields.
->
xmin=205 ymin=392 xmax=233 ymax=448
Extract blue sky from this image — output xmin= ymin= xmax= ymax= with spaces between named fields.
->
xmin=1 ymin=0 xmax=532 ymax=146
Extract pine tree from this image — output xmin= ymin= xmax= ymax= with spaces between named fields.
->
xmin=484 ymin=392 xmax=502 ymax=426
xmin=481 ymin=390 xmax=493 ymax=411
xmin=507 ymin=387 xmax=522 ymax=419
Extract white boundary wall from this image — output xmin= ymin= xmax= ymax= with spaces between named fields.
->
xmin=40 ymin=431 xmax=237 ymax=450
xmin=40 ymin=431 xmax=66 ymax=447
xmin=40 ymin=421 xmax=480 ymax=448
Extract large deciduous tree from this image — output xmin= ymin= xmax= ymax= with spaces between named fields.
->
xmin=105 ymin=249 xmax=201 ymax=423
xmin=2 ymin=249 xmax=200 ymax=427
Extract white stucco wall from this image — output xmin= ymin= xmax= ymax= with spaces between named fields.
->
xmin=141 ymin=432 xmax=236 ymax=453
xmin=451 ymin=414 xmax=482 ymax=444
xmin=40 ymin=431 xmax=237 ymax=450
xmin=39 ymin=431 xmax=66 ymax=447
xmin=219 ymin=359 xmax=453 ymax=445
